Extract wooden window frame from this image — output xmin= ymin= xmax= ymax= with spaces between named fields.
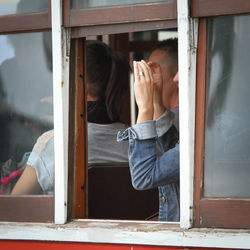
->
xmin=63 ymin=0 xmax=177 ymax=28
xmin=0 ymin=196 xmax=54 ymax=223
xmin=191 ymin=0 xmax=250 ymax=17
xmin=71 ymin=19 xmax=177 ymax=38
xmin=0 ymin=0 xmax=54 ymax=223
xmin=69 ymin=38 xmax=88 ymax=219
xmin=0 ymin=0 xmax=51 ymax=34
xmin=194 ymin=18 xmax=250 ymax=229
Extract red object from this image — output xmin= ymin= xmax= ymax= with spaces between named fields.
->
xmin=0 ymin=241 xmax=185 ymax=250
xmin=1 ymin=170 xmax=22 ymax=186
xmin=0 ymin=170 xmax=22 ymax=194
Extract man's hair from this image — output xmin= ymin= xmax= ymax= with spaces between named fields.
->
xmin=152 ymin=38 xmax=178 ymax=76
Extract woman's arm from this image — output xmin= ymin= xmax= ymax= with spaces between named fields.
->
xmin=11 ymin=165 xmax=42 ymax=195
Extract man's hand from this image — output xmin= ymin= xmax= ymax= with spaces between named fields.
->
xmin=148 ymin=61 xmax=165 ymax=120
xmin=133 ymin=60 xmax=154 ymax=123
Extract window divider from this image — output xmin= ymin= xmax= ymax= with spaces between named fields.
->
xmin=0 ymin=12 xmax=50 ymax=34
xmin=71 ymin=19 xmax=177 ymax=38
xmin=52 ymin=0 xmax=70 ymax=225
xmin=177 ymin=0 xmax=198 ymax=229
xmin=0 ymin=196 xmax=53 ymax=223
xmin=64 ymin=1 xmax=177 ymax=28
xmin=193 ymin=18 xmax=207 ymax=228
xmin=191 ymin=0 xmax=250 ymax=17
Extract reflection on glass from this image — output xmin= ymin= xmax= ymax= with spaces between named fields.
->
xmin=129 ymin=30 xmax=177 ymax=42
xmin=130 ymin=31 xmax=158 ymax=42
xmin=0 ymin=0 xmax=48 ymax=16
xmin=204 ymin=15 xmax=250 ymax=198
xmin=0 ymin=32 xmax=53 ymax=195
xmin=129 ymin=29 xmax=177 ymax=60
xmin=71 ymin=0 xmax=171 ymax=9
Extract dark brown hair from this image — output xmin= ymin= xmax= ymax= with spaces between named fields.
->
xmin=86 ymin=40 xmax=130 ymax=121
xmin=152 ymin=38 xmax=178 ymax=76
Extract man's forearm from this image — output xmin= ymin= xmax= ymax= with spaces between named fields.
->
xmin=136 ymin=107 xmax=154 ymax=124
xmin=153 ymin=103 xmax=165 ymax=120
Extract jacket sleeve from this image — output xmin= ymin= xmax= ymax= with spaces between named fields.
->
xmin=117 ymin=111 xmax=179 ymax=191
xmin=156 ymin=109 xmax=179 ymax=153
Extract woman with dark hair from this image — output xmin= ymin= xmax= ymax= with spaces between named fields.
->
xmin=86 ymin=40 xmax=130 ymax=164
xmin=11 ymin=40 xmax=130 ymax=194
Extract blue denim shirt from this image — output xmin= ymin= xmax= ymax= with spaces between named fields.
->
xmin=118 ymin=109 xmax=179 ymax=221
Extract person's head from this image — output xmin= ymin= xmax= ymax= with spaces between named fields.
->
xmin=86 ymin=40 xmax=130 ymax=121
xmin=149 ymin=38 xmax=178 ymax=109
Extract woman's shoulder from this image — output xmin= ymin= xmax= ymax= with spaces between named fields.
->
xmin=32 ymin=130 xmax=54 ymax=155
xmin=88 ymin=122 xmax=128 ymax=130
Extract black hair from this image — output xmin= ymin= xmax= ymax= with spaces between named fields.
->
xmin=152 ymin=38 xmax=178 ymax=76
xmin=86 ymin=40 xmax=130 ymax=121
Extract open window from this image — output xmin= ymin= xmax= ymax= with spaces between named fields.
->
xmin=62 ymin=0 xmax=179 ymax=222
xmin=68 ymin=28 xmax=178 ymax=221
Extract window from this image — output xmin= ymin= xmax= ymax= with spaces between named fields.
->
xmin=61 ymin=0 xmax=180 ymax=223
xmin=2 ymin=1 xmax=250 ymax=248
xmin=0 ymin=1 xmax=53 ymax=223
xmin=69 ymin=29 xmax=178 ymax=220
xmin=64 ymin=0 xmax=176 ymax=28
xmin=194 ymin=14 xmax=250 ymax=229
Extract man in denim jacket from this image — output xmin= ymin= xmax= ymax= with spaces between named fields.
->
xmin=118 ymin=39 xmax=179 ymax=221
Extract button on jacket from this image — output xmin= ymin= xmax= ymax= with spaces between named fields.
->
xmin=118 ymin=109 xmax=179 ymax=221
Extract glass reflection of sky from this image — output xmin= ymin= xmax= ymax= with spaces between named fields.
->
xmin=0 ymin=32 xmax=53 ymax=122
xmin=0 ymin=0 xmax=48 ymax=16
xmin=0 ymin=0 xmax=18 ymax=16
xmin=0 ymin=36 xmax=15 ymax=65
xmin=72 ymin=0 xmax=170 ymax=9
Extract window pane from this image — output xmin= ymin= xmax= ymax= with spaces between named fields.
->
xmin=204 ymin=15 xmax=250 ymax=198
xmin=0 ymin=32 xmax=53 ymax=195
xmin=0 ymin=0 xmax=48 ymax=16
xmin=71 ymin=0 xmax=172 ymax=9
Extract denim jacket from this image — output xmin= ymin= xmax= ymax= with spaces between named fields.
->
xmin=117 ymin=109 xmax=179 ymax=221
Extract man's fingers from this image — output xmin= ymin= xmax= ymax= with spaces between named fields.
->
xmin=141 ymin=60 xmax=153 ymax=83
xmin=137 ymin=63 xmax=145 ymax=81
xmin=138 ymin=60 xmax=152 ymax=83
xmin=133 ymin=61 xmax=140 ymax=82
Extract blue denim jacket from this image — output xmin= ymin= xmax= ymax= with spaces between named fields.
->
xmin=118 ymin=109 xmax=179 ymax=221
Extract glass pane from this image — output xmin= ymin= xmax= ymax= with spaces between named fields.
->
xmin=204 ymin=15 xmax=250 ymax=198
xmin=129 ymin=30 xmax=158 ymax=42
xmin=71 ymin=0 xmax=172 ymax=9
xmin=0 ymin=0 xmax=48 ymax=16
xmin=0 ymin=32 xmax=53 ymax=195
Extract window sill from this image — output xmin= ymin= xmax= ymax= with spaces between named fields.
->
xmin=0 ymin=220 xmax=250 ymax=248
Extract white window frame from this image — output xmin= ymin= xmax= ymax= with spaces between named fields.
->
xmin=178 ymin=0 xmax=198 ymax=229
xmin=52 ymin=0 xmax=70 ymax=224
